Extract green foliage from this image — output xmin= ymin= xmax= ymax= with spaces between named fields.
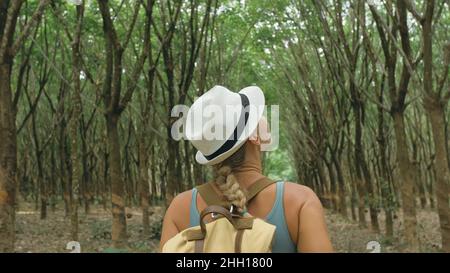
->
xmin=90 ymin=220 xmax=112 ymax=240
xmin=149 ymin=219 xmax=163 ymax=240
xmin=264 ymin=145 xmax=295 ymax=181
xmin=4 ymin=0 xmax=450 ymax=252
xmin=102 ymin=247 xmax=129 ymax=253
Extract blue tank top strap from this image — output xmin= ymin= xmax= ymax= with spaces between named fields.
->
xmin=265 ymin=181 xmax=297 ymax=253
xmin=265 ymin=181 xmax=282 ymax=220
xmin=189 ymin=188 xmax=200 ymax=227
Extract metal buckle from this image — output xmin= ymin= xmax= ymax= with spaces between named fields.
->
xmin=211 ymin=205 xmax=235 ymax=219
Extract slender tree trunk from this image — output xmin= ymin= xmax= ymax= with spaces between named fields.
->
xmin=392 ymin=111 xmax=419 ymax=251
xmin=316 ymin=161 xmax=329 ymax=208
xmin=346 ymin=136 xmax=357 ymax=221
xmin=69 ymin=111 xmax=81 ymax=241
xmin=352 ymin=90 xmax=368 ymax=228
xmin=160 ymin=161 xmax=167 ymax=202
xmin=421 ymin=0 xmax=450 ymax=252
xmin=333 ymin=154 xmax=348 ymax=218
xmin=0 ymin=62 xmax=17 ymax=252
xmin=184 ymin=142 xmax=193 ymax=189
xmin=59 ymin=124 xmax=70 ymax=218
xmin=29 ymin=92 xmax=46 ymax=219
xmin=37 ymin=158 xmax=46 ymax=219
xmin=107 ymin=115 xmax=127 ymax=248
xmin=69 ymin=2 xmax=84 ymax=241
xmin=150 ymin=145 xmax=157 ymax=203
xmin=98 ymin=0 xmax=148 ymax=247
xmin=138 ymin=137 xmax=150 ymax=236
xmin=193 ymin=147 xmax=204 ymax=186
xmin=50 ymin=145 xmax=57 ymax=213
xmin=325 ymin=160 xmax=338 ymax=211
xmin=166 ymin=136 xmax=178 ymax=205
xmin=81 ymin=134 xmax=90 ymax=215
xmin=427 ymin=106 xmax=450 ymax=252
xmin=101 ymin=148 xmax=108 ymax=211
xmin=0 ymin=0 xmax=49 ymax=251
xmin=377 ymin=97 xmax=394 ymax=237
xmin=376 ymin=72 xmax=394 ymax=237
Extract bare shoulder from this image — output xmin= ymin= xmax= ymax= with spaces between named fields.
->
xmin=283 ymin=182 xmax=323 ymax=211
xmin=283 ymin=182 xmax=319 ymax=200
xmin=167 ymin=190 xmax=193 ymax=213
xmin=165 ymin=190 xmax=193 ymax=226
xmin=283 ymin=182 xmax=332 ymax=252
xmin=160 ymin=189 xmax=195 ymax=248
xmin=279 ymin=182 xmax=325 ymax=245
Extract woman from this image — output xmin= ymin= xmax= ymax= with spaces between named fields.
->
xmin=160 ymin=85 xmax=333 ymax=252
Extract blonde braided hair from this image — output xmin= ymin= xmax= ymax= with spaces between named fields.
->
xmin=213 ymin=143 xmax=247 ymax=213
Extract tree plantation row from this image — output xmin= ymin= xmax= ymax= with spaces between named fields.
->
xmin=0 ymin=0 xmax=449 ymax=252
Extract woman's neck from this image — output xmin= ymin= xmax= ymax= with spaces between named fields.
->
xmin=233 ymin=143 xmax=265 ymax=189
xmin=234 ymin=168 xmax=265 ymax=190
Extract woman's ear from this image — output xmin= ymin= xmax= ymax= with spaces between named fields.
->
xmin=248 ymin=135 xmax=261 ymax=145
xmin=249 ymin=116 xmax=272 ymax=145
xmin=248 ymin=123 xmax=261 ymax=145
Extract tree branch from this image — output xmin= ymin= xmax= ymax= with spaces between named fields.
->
xmin=404 ymin=0 xmax=424 ymax=23
xmin=10 ymin=0 xmax=50 ymax=57
xmin=0 ymin=0 xmax=23 ymax=61
xmin=440 ymin=43 xmax=450 ymax=103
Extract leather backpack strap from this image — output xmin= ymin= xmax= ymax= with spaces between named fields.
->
xmin=196 ymin=181 xmax=230 ymax=207
xmin=245 ymin=177 xmax=276 ymax=204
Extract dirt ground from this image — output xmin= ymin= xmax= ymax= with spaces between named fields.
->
xmin=325 ymin=209 xmax=442 ymax=253
xmin=14 ymin=202 xmax=443 ymax=253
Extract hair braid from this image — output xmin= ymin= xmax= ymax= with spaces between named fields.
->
xmin=213 ymin=143 xmax=247 ymax=213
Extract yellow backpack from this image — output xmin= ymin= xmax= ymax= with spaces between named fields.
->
xmin=162 ymin=178 xmax=277 ymax=253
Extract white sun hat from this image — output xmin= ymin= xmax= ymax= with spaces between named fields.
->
xmin=185 ymin=85 xmax=265 ymax=165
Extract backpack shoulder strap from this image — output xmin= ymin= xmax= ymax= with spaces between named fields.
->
xmin=245 ymin=177 xmax=276 ymax=204
xmin=196 ymin=181 xmax=230 ymax=207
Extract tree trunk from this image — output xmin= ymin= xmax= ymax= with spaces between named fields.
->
xmin=325 ymin=160 xmax=338 ymax=211
xmin=378 ymin=128 xmax=394 ymax=238
xmin=107 ymin=115 xmax=127 ymax=248
xmin=160 ymin=161 xmax=167 ymax=203
xmin=352 ymin=95 xmax=368 ymax=228
xmin=193 ymin=146 xmax=204 ymax=186
xmin=166 ymin=135 xmax=177 ymax=205
xmin=102 ymin=148 xmax=108 ymax=210
xmin=69 ymin=3 xmax=83 ymax=240
xmin=59 ymin=123 xmax=71 ymax=218
xmin=316 ymin=161 xmax=329 ymax=208
xmin=333 ymin=154 xmax=348 ymax=218
xmin=69 ymin=112 xmax=81 ymax=241
xmin=81 ymin=135 xmax=90 ymax=215
xmin=377 ymin=78 xmax=394 ymax=237
xmin=184 ymin=142 xmax=193 ymax=189
xmin=150 ymin=145 xmax=157 ymax=203
xmin=138 ymin=137 xmax=150 ymax=236
xmin=421 ymin=0 xmax=450 ymax=252
xmin=0 ymin=62 xmax=17 ymax=252
xmin=392 ymin=111 xmax=419 ymax=251
xmin=427 ymin=106 xmax=450 ymax=252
